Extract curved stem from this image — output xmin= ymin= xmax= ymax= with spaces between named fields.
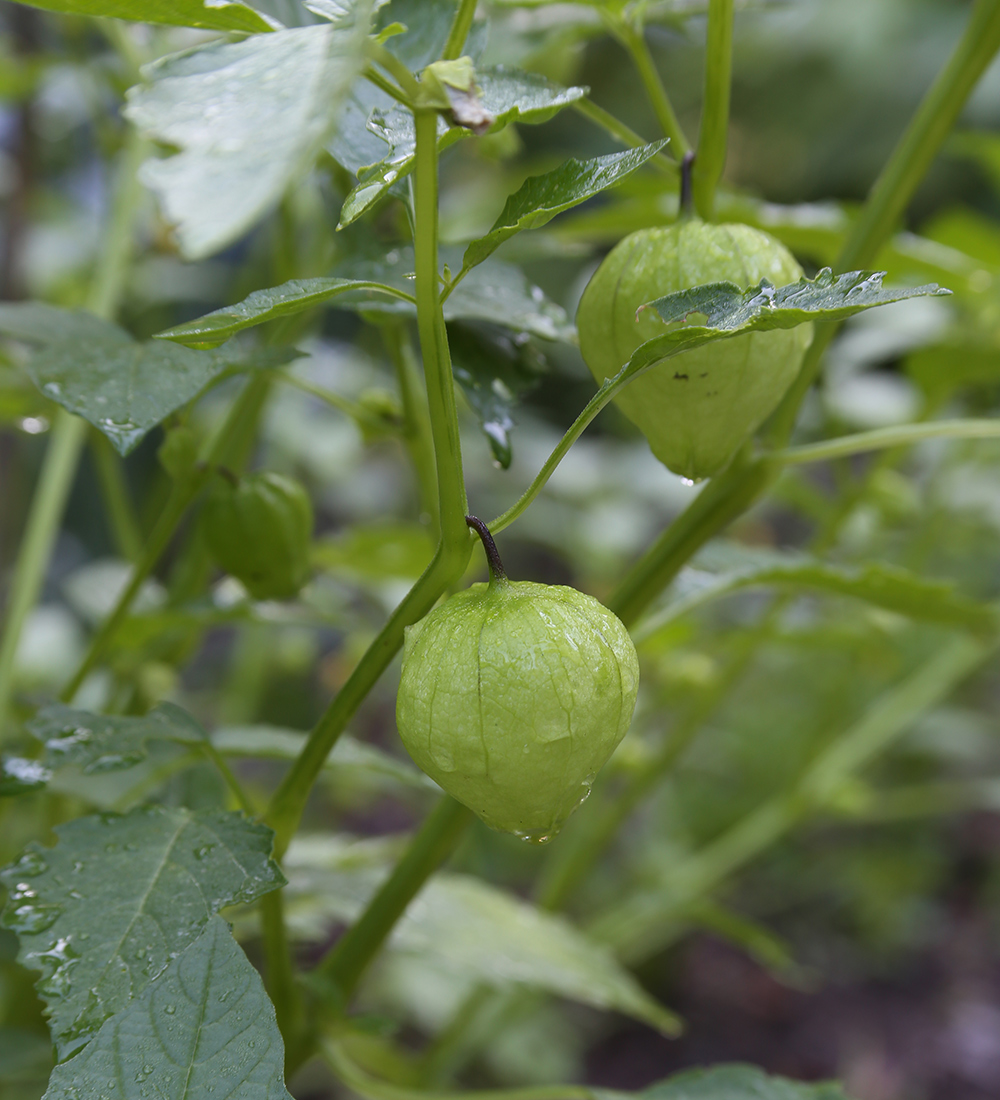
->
xmin=465 ymin=515 xmax=507 ymax=585
xmin=314 ymin=796 xmax=474 ymax=1001
xmin=572 ymin=98 xmax=678 ymax=176
xmin=91 ymin=429 xmax=142 ymax=563
xmin=615 ymin=21 xmax=691 ymax=156
xmin=773 ymin=418 xmax=1000 ymax=466
xmin=692 ymin=0 xmax=733 ymax=219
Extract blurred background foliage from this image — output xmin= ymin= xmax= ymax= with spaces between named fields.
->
xmin=3 ymin=1 xmax=1000 ymax=1099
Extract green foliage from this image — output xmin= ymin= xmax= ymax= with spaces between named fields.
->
xmin=3 ymin=0 xmax=1000 ymax=1097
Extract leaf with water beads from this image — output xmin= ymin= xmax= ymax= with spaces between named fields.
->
xmin=42 ymin=916 xmax=292 ymax=1100
xmin=0 ymin=806 xmax=284 ymax=1060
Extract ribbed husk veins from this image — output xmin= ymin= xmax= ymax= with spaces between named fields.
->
xmin=204 ymin=471 xmax=313 ymax=600
xmin=578 ymin=220 xmax=813 ymax=481
xmin=396 ymin=580 xmax=639 ymax=842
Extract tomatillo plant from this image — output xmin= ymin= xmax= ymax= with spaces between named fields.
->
xmin=2 ymin=3 xmax=1000 ymax=1100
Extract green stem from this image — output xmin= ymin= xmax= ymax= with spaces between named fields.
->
xmin=383 ymin=322 xmax=439 ymax=534
xmin=90 ymin=429 xmax=142 ymax=562
xmin=441 ymin=0 xmax=478 ymax=61
xmin=590 ymin=634 xmax=992 ymax=961
xmin=572 ymin=99 xmax=678 ymax=175
xmin=59 ymin=374 xmax=271 ymax=702
xmin=315 ymin=796 xmax=474 ymax=1001
xmin=278 ymin=371 xmax=391 ymax=434
xmin=363 ymin=65 xmax=413 ymax=107
xmin=773 ymin=418 xmax=1000 ymax=466
xmin=201 ymin=740 xmax=256 ymax=815
xmin=609 ymin=452 xmax=774 ymax=627
xmin=260 ymin=890 xmax=305 ymax=1072
xmin=692 ymin=0 xmax=734 ymax=219
xmin=265 ymin=106 xmax=472 ymax=857
xmin=769 ymin=0 xmax=1000 ymax=443
xmin=368 ymin=40 xmax=421 ymax=101
xmin=0 ymin=412 xmax=87 ymax=740
xmin=0 ymin=128 xmax=146 ymax=742
xmin=615 ymin=22 xmax=691 ymax=156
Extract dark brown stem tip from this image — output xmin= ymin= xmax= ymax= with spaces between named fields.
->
xmin=465 ymin=515 xmax=508 ymax=585
xmin=216 ymin=465 xmax=240 ymax=488
xmin=680 ymin=151 xmax=696 ymax=216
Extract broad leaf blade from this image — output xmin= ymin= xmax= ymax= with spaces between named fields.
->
xmin=0 ymin=302 xmax=294 ymax=453
xmin=155 ymin=277 xmax=413 ymax=348
xmin=463 ymin=141 xmax=669 ymax=271
xmin=42 ymin=916 xmax=292 ymax=1100
xmin=336 ymin=66 xmax=588 ymax=228
xmin=0 ymin=757 xmax=50 ymax=797
xmin=645 ymin=268 xmax=950 ymax=332
xmin=7 ymin=0 xmax=275 ymax=32
xmin=29 ymin=702 xmax=207 ymax=776
xmin=621 ymin=270 xmax=948 ymax=381
xmin=126 ymin=13 xmax=371 ymax=260
xmin=158 ymin=249 xmax=575 ymax=346
xmin=0 ymin=806 xmax=284 ymax=1059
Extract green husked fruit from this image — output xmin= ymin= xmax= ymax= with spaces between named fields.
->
xmin=577 ymin=220 xmax=813 ymax=481
xmin=204 ymin=471 xmax=313 ymax=600
xmin=396 ymin=579 xmax=639 ymax=841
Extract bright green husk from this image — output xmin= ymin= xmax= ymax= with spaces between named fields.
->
xmin=396 ymin=580 xmax=639 ymax=842
xmin=577 ymin=220 xmax=813 ymax=481
xmin=204 ymin=471 xmax=313 ymax=600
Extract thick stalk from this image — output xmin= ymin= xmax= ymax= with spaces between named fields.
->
xmin=0 ymin=129 xmax=146 ymax=741
xmin=692 ymin=0 xmax=733 ymax=219
xmin=265 ymin=107 xmax=472 ymax=857
xmin=441 ymin=0 xmax=478 ymax=61
xmin=261 ymin=890 xmax=305 ymax=1074
xmin=615 ymin=21 xmax=691 ymax=156
xmin=315 ymin=796 xmax=474 ymax=999
xmin=383 ymin=322 xmax=439 ymax=533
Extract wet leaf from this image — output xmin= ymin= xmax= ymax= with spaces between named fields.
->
xmin=28 ymin=702 xmax=208 ymax=777
xmin=335 ymin=66 xmax=587 ymax=228
xmin=0 ymin=757 xmax=51 ymax=797
xmin=463 ymin=141 xmax=669 ymax=271
xmin=0 ymin=302 xmax=295 ymax=453
xmin=0 ymin=806 xmax=284 ymax=1060
xmin=125 ymin=11 xmax=372 ymax=259
xmin=43 ymin=916 xmax=292 ymax=1100
xmin=448 ymin=322 xmax=545 ymax=467
xmin=7 ymin=0 xmax=275 ymax=32
xmin=634 ymin=1064 xmax=850 ymax=1100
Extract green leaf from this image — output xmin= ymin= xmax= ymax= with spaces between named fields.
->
xmin=155 ymin=277 xmax=414 ymax=349
xmin=448 ymin=322 xmax=545 ymax=467
xmin=42 ymin=916 xmax=292 ymax=1100
xmin=635 ymin=542 xmax=996 ymax=640
xmin=635 ymin=1064 xmax=850 ymax=1100
xmin=463 ymin=142 xmax=669 ymax=271
xmin=0 ymin=805 xmax=284 ymax=1060
xmin=336 ymin=247 xmax=576 ymax=341
xmin=0 ymin=303 xmax=293 ymax=453
xmin=282 ymin=841 xmax=680 ymax=1035
xmin=125 ymin=13 xmax=372 ymax=260
xmin=157 ymin=248 xmax=575 ymax=347
xmin=6 ymin=0 xmax=276 ymax=32
xmin=335 ymin=66 xmax=588 ymax=228
xmin=645 ymin=268 xmax=950 ymax=331
xmin=211 ymin=725 xmax=437 ymax=790
xmin=28 ymin=702 xmax=207 ymax=776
